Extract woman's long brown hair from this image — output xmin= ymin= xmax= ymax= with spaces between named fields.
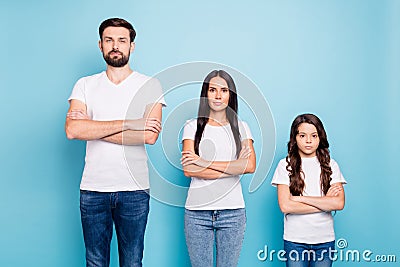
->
xmin=194 ymin=70 xmax=241 ymax=158
xmin=286 ymin=114 xmax=332 ymax=196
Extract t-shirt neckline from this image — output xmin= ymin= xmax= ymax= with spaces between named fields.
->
xmin=103 ymin=71 xmax=137 ymax=87
xmin=206 ymin=123 xmax=230 ymax=128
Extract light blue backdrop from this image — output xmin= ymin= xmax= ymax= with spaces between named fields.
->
xmin=1 ymin=0 xmax=399 ymax=266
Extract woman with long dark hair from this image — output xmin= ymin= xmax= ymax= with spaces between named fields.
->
xmin=271 ymin=113 xmax=346 ymax=267
xmin=181 ymin=70 xmax=256 ymax=267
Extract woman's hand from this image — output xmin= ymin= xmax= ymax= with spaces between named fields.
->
xmin=238 ymin=146 xmax=251 ymax=159
xmin=181 ymin=150 xmax=210 ymax=168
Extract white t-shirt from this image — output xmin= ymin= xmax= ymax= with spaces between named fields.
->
xmin=271 ymin=157 xmax=346 ymax=244
xmin=182 ymin=119 xmax=253 ymax=210
xmin=69 ymin=71 xmax=166 ymax=192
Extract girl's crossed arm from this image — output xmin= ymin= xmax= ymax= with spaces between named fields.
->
xmin=290 ymin=183 xmax=345 ymax=212
xmin=277 ymin=184 xmax=323 ymax=214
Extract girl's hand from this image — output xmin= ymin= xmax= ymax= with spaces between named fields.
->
xmin=238 ymin=146 xmax=251 ymax=159
xmin=181 ymin=150 xmax=210 ymax=168
xmin=326 ymin=184 xmax=343 ymax=197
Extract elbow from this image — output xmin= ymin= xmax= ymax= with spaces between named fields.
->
xmin=279 ymin=203 xmax=290 ymax=214
xmin=182 ymin=166 xmax=193 ymax=178
xmin=66 ymin=131 xmax=74 ymax=140
xmin=277 ymin=200 xmax=290 ymax=214
xmin=244 ymin=161 xmax=256 ymax=174
xmin=335 ymin=200 xmax=345 ymax=211
xmin=65 ymin=120 xmax=84 ymax=140
xmin=65 ymin=124 xmax=77 ymax=140
xmin=144 ymin=132 xmax=159 ymax=145
xmin=328 ymin=196 xmax=345 ymax=211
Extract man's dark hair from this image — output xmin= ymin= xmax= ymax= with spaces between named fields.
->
xmin=99 ymin=18 xmax=136 ymax=42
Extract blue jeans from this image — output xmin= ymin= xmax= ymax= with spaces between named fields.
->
xmin=80 ymin=190 xmax=150 ymax=267
xmin=184 ymin=208 xmax=246 ymax=267
xmin=283 ymin=240 xmax=335 ymax=267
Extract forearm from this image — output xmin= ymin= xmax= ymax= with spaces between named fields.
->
xmin=206 ymin=158 xmax=255 ymax=175
xmin=66 ymin=119 xmax=125 ymax=140
xmin=279 ymin=199 xmax=323 ymax=214
xmin=277 ymin=184 xmax=323 ymax=214
xmin=101 ymin=130 xmax=160 ymax=145
xmin=183 ymin=164 xmax=230 ymax=179
xmin=293 ymin=196 xmax=345 ymax=211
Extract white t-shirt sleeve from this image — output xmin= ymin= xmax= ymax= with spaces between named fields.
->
xmin=239 ymin=121 xmax=254 ymax=141
xmin=138 ymin=77 xmax=167 ymax=107
xmin=182 ymin=119 xmax=197 ymax=141
xmin=330 ymin=159 xmax=347 ymax=185
xmin=271 ymin=159 xmax=290 ymax=186
xmin=68 ymin=77 xmax=86 ymax=104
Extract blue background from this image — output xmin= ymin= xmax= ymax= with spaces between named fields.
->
xmin=1 ymin=0 xmax=399 ymax=266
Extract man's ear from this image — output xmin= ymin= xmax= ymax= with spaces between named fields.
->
xmin=130 ymin=42 xmax=135 ymax=53
xmin=98 ymin=40 xmax=103 ymax=52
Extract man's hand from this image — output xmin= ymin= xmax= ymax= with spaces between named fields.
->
xmin=67 ymin=109 xmax=90 ymax=120
xmin=124 ymin=118 xmax=161 ymax=133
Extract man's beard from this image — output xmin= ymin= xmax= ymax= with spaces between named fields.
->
xmin=103 ymin=49 xmax=130 ymax=67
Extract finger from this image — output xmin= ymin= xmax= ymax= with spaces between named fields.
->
xmin=242 ymin=147 xmax=251 ymax=155
xmin=181 ymin=160 xmax=193 ymax=166
xmin=146 ymin=126 xmax=160 ymax=133
xmin=67 ymin=111 xmax=88 ymax=118
xmin=239 ymin=150 xmax=251 ymax=159
xmin=146 ymin=119 xmax=161 ymax=127
xmin=327 ymin=188 xmax=338 ymax=195
xmin=146 ymin=123 xmax=162 ymax=133
xmin=67 ymin=114 xmax=81 ymax=119
xmin=146 ymin=118 xmax=161 ymax=126
xmin=69 ymin=110 xmax=87 ymax=116
xmin=145 ymin=123 xmax=161 ymax=133
xmin=181 ymin=158 xmax=194 ymax=166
